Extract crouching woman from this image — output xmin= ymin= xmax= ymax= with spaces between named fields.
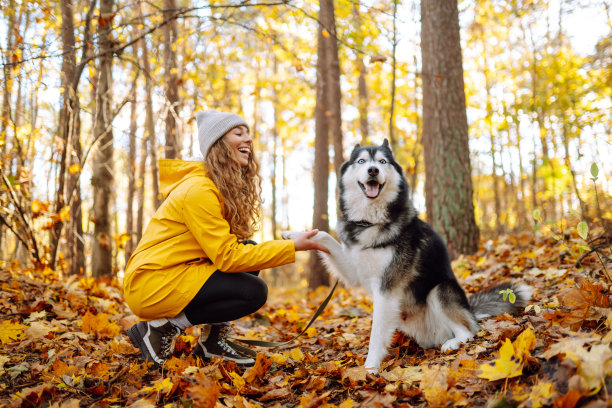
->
xmin=124 ymin=110 xmax=327 ymax=367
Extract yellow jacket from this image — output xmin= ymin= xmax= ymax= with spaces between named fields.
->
xmin=124 ymin=159 xmax=295 ymax=320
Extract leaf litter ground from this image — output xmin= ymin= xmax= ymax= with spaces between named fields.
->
xmin=1 ymin=230 xmax=612 ymax=407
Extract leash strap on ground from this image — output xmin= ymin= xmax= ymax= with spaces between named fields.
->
xmin=229 ymin=279 xmax=339 ymax=356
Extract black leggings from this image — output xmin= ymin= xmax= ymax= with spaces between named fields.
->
xmin=182 ymin=269 xmax=268 ymax=325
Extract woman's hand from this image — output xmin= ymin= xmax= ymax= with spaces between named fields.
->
xmin=289 ymin=230 xmax=330 ymax=253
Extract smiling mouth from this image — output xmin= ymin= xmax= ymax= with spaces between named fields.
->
xmin=358 ymin=180 xmax=385 ymax=199
xmin=238 ymin=147 xmax=250 ymax=155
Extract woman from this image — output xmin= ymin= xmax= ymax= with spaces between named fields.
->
xmin=124 ymin=110 xmax=328 ymax=367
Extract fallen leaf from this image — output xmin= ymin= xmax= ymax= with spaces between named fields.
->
xmin=79 ymin=311 xmax=121 ymax=339
xmin=0 ymin=320 xmax=26 ymax=343
xmin=379 ymin=366 xmax=423 ymax=383
xmin=420 ymin=365 xmax=466 ymax=406
xmin=479 ymin=328 xmax=536 ymax=381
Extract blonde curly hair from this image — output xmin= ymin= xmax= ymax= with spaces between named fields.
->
xmin=205 ymin=137 xmax=262 ymax=240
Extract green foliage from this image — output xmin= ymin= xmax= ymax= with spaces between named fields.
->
xmin=577 ymin=221 xmax=589 ymax=241
xmin=590 ymin=163 xmax=599 ymax=181
xmin=499 ymin=288 xmax=516 ymax=304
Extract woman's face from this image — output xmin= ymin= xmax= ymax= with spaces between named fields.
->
xmin=223 ymin=125 xmax=252 ymax=167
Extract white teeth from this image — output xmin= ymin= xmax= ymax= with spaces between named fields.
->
xmin=238 ymin=148 xmax=250 ymax=154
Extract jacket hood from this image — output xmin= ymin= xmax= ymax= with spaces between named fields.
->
xmin=159 ymin=159 xmax=208 ymax=198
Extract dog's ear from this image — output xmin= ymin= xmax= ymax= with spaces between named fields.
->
xmin=382 ymin=139 xmax=389 ymax=148
xmin=353 ymin=143 xmax=361 ymax=150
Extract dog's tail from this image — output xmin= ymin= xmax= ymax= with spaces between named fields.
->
xmin=469 ymin=283 xmax=532 ymax=320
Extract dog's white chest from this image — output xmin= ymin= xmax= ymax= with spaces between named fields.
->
xmin=347 ymin=246 xmax=393 ymax=293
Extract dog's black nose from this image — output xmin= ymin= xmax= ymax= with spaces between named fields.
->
xmin=368 ymin=167 xmax=379 ymax=176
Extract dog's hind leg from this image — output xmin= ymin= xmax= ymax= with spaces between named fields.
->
xmin=432 ymin=280 xmax=478 ymax=352
xmin=364 ymin=290 xmax=400 ymax=374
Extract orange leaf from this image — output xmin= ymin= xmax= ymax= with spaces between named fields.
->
xmin=79 ymin=311 xmax=121 ymax=339
xmin=243 ymin=353 xmax=272 ymax=383
xmin=185 ymin=372 xmax=220 ymax=407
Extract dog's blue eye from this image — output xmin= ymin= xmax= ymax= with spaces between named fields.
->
xmin=358 ymin=159 xmax=365 ymax=164
xmin=379 ymin=159 xmax=387 ymax=164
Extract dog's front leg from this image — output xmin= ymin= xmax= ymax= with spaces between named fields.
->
xmin=311 ymin=231 xmax=359 ymax=286
xmin=364 ymin=291 xmax=399 ymax=374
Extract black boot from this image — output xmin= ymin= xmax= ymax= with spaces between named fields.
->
xmin=126 ymin=319 xmax=182 ymax=366
xmin=193 ymin=324 xmax=255 ymax=367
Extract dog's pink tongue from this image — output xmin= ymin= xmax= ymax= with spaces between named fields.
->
xmin=365 ymin=184 xmax=379 ymax=198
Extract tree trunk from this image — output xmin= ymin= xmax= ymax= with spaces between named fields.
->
xmin=126 ymin=74 xmax=138 ymax=264
xmin=352 ymin=4 xmax=369 ymax=145
xmin=0 ymin=0 xmax=16 ymax=169
xmin=51 ymin=0 xmax=84 ymax=275
xmin=388 ymin=0 xmax=398 ymax=149
xmin=322 ymin=0 xmax=343 ymax=219
xmin=145 ymin=54 xmax=161 ymax=209
xmin=91 ymin=0 xmax=115 ymax=278
xmin=421 ymin=0 xmax=479 ymax=258
xmin=309 ymin=0 xmax=332 ymax=288
xmin=163 ymin=0 xmax=180 ymax=159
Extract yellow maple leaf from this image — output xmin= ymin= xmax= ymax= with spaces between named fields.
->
xmin=306 ymin=327 xmax=317 ymax=337
xmin=289 ymin=347 xmax=305 ymax=362
xmin=479 ymin=339 xmax=524 ymax=381
xmin=0 ymin=320 xmax=26 ymax=343
xmin=478 ymin=328 xmax=536 ymax=381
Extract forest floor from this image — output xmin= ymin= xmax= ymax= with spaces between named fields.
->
xmin=1 ymin=229 xmax=612 ymax=407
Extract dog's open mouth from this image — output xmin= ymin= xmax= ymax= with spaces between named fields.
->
xmin=358 ymin=180 xmax=384 ymax=199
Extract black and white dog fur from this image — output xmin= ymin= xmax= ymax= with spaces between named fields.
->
xmin=283 ymin=139 xmax=531 ymax=373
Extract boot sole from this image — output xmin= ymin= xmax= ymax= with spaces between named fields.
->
xmin=126 ymin=325 xmax=160 ymax=368
xmin=193 ymin=343 xmax=255 ymax=367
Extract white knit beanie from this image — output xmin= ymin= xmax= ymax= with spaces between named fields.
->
xmin=196 ymin=110 xmax=249 ymax=159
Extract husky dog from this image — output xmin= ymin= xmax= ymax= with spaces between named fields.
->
xmin=283 ymin=139 xmax=531 ymax=373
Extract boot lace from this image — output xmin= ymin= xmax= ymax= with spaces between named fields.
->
xmin=218 ymin=325 xmax=237 ymax=355
xmin=160 ymin=326 xmax=182 ymax=359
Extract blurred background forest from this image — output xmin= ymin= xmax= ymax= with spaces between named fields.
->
xmin=0 ymin=0 xmax=610 ymax=286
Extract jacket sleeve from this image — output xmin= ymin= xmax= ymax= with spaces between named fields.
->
xmin=182 ymin=183 xmax=295 ymax=272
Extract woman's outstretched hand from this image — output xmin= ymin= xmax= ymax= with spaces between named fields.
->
xmin=283 ymin=230 xmax=330 ymax=253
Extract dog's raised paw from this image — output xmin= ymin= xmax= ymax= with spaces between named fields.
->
xmin=280 ymin=231 xmax=298 ymax=240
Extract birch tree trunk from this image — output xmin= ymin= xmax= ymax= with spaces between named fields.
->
xmin=421 ymin=0 xmax=479 ymax=258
